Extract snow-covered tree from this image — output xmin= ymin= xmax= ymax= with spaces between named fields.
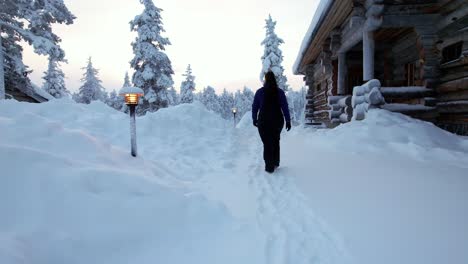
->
xmin=232 ymin=86 xmax=254 ymax=119
xmin=219 ymin=88 xmax=235 ymax=119
xmin=123 ymin=72 xmax=131 ymax=87
xmin=260 ymin=15 xmax=288 ymax=91
xmin=200 ymin=86 xmax=221 ymax=113
xmin=167 ymin=86 xmax=179 ymax=106
xmin=75 ymin=57 xmax=105 ymax=104
xmin=180 ymin=64 xmax=196 ymax=104
xmin=286 ymin=87 xmax=307 ymax=123
xmin=1 ymin=31 xmax=32 ymax=98
xmin=130 ymin=0 xmax=174 ymax=114
xmin=0 ymin=0 xmax=75 ymax=99
xmin=42 ymin=58 xmax=68 ymax=98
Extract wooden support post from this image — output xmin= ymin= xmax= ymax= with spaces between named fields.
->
xmin=338 ymin=52 xmax=347 ymax=95
xmin=129 ymin=105 xmax=137 ymax=157
xmin=0 ymin=35 xmax=5 ymax=100
xmin=363 ymin=30 xmax=375 ymax=81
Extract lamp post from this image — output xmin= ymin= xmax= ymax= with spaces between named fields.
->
xmin=119 ymin=86 xmax=144 ymax=157
xmin=231 ymin=107 xmax=238 ymax=127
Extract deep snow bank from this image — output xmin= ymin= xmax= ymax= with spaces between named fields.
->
xmin=282 ymin=109 xmax=468 ymax=264
xmin=0 ymin=99 xmax=262 ymax=264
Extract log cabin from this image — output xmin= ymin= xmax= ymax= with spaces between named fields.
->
xmin=294 ymin=0 xmax=468 ymax=135
xmin=6 ymin=84 xmax=50 ymax=103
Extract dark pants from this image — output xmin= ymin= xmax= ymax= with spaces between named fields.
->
xmin=258 ymin=122 xmax=283 ymax=170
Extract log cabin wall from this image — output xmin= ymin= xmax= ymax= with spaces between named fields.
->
xmin=389 ymin=30 xmax=421 ymax=87
xmin=297 ymin=0 xmax=468 ymax=134
xmin=305 ymin=48 xmax=336 ymax=126
xmin=5 ymin=86 xmax=45 ymax=103
xmin=435 ymin=0 xmax=468 ymax=135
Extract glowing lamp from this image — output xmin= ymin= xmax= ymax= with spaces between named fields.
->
xmin=231 ymin=107 xmax=238 ymax=127
xmin=119 ymin=86 xmax=144 ymax=105
xmin=118 ymin=86 xmax=144 ymax=157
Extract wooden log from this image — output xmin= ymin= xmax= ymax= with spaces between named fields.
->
xmin=437 ymin=77 xmax=468 ymax=93
xmin=381 ymin=87 xmax=434 ymax=98
xmin=313 ymin=104 xmax=332 ymax=112
xmin=337 ymin=96 xmax=352 ymax=108
xmin=339 ymin=113 xmax=351 ymax=123
xmin=353 ymin=103 xmax=367 ymax=121
xmin=366 ymin=87 xmax=385 ymax=105
xmin=439 ymin=66 xmax=468 ymax=83
xmin=352 ymin=95 xmax=367 ymax=108
xmin=330 ymin=110 xmax=342 ymax=118
xmin=330 ymin=104 xmax=342 ymax=111
xmin=424 ymin=97 xmax=438 ymax=107
xmin=344 ymin=106 xmax=353 ymax=117
xmin=328 ymin=95 xmax=346 ymax=104
xmin=437 ymin=100 xmax=468 ymax=113
xmin=438 ymin=90 xmax=468 ymax=102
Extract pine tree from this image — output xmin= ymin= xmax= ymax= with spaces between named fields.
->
xmin=200 ymin=86 xmax=221 ymax=114
xmin=219 ymin=88 xmax=235 ymax=120
xmin=130 ymin=0 xmax=174 ymax=114
xmin=286 ymin=87 xmax=307 ymax=123
xmin=1 ymin=31 xmax=32 ymax=98
xmin=0 ymin=0 xmax=75 ymax=99
xmin=117 ymin=73 xmax=130 ymax=112
xmin=167 ymin=87 xmax=179 ymax=106
xmin=122 ymin=71 xmax=131 ymax=87
xmin=75 ymin=57 xmax=105 ymax=104
xmin=42 ymin=58 xmax=68 ymax=98
xmin=180 ymin=64 xmax=196 ymax=104
xmin=260 ymin=15 xmax=289 ymax=91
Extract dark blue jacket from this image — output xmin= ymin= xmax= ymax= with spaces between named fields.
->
xmin=252 ymin=87 xmax=291 ymax=123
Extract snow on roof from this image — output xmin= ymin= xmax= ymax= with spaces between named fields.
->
xmin=293 ymin=0 xmax=334 ymax=75
xmin=31 ymin=83 xmax=54 ymax=101
xmin=119 ymin=86 xmax=144 ymax=95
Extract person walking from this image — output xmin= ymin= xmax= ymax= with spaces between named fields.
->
xmin=252 ymin=71 xmax=291 ymax=173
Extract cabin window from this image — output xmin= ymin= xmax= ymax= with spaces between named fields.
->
xmin=405 ymin=62 xmax=416 ymax=86
xmin=442 ymin=42 xmax=462 ymax=63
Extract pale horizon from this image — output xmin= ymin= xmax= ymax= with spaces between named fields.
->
xmin=22 ymin=0 xmax=320 ymax=94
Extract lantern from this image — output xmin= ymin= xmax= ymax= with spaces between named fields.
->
xmin=119 ymin=86 xmax=144 ymax=157
xmin=231 ymin=107 xmax=238 ymax=127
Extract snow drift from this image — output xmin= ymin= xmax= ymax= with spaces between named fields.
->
xmin=1 ymin=98 xmax=467 ymax=264
xmin=0 ymin=99 xmax=262 ymax=264
xmin=282 ymin=109 xmax=468 ymax=264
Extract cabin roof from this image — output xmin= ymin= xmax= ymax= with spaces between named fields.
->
xmin=293 ymin=0 xmax=334 ymax=75
xmin=293 ymin=0 xmax=355 ymax=75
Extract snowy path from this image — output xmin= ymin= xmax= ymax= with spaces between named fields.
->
xmin=221 ymin=127 xmax=348 ymax=264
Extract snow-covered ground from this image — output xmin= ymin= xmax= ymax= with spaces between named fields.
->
xmin=1 ymin=99 xmax=467 ymax=264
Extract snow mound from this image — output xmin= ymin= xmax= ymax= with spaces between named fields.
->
xmin=282 ymin=109 xmax=468 ymax=264
xmin=236 ymin=111 xmax=254 ymax=130
xmin=318 ymin=109 xmax=468 ymax=154
xmin=0 ymin=99 xmax=261 ymax=264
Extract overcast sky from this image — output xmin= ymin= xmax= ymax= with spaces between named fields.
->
xmin=23 ymin=0 xmax=320 ymax=94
